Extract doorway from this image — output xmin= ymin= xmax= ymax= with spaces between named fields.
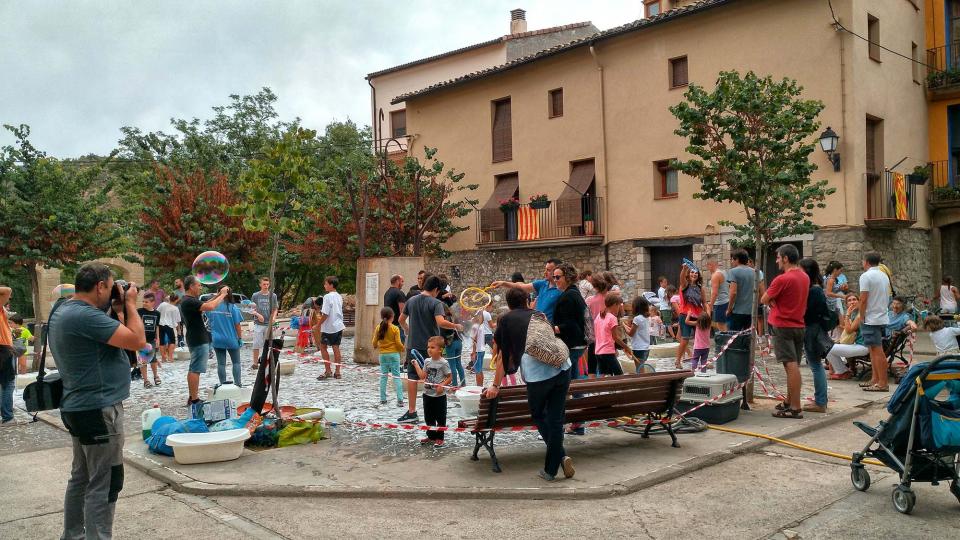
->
xmin=650 ymin=245 xmax=693 ymax=290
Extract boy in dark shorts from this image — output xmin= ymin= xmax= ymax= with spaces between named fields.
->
xmin=137 ymin=293 xmax=161 ymax=387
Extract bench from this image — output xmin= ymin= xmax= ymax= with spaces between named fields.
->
xmin=459 ymin=370 xmax=693 ymax=472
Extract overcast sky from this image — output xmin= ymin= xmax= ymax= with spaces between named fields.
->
xmin=0 ymin=1 xmax=643 ymax=158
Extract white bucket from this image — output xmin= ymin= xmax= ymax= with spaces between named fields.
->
xmin=455 ymin=386 xmax=484 ymax=417
xmin=278 ymin=358 xmax=296 ymax=375
xmin=141 ymin=406 xmax=162 ymax=439
xmin=207 ymin=384 xmax=250 ymax=402
xmin=166 ymin=429 xmax=250 ymax=464
xmin=324 ymin=407 xmax=345 ymax=424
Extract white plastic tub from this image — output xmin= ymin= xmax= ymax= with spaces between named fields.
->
xmin=648 ymin=342 xmax=680 ymax=359
xmin=278 ymin=357 xmax=297 ymax=375
xmin=455 ymin=386 xmax=484 ymax=417
xmin=206 ymin=384 xmax=252 ymax=403
xmin=166 ymin=429 xmax=250 ymax=465
xmin=174 ymin=347 xmax=191 ymax=362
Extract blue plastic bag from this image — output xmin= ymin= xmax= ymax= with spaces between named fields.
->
xmin=146 ymin=418 xmax=209 ymax=456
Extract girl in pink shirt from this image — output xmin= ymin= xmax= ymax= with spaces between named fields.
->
xmin=593 ymin=292 xmax=635 ymax=376
xmin=686 ymin=311 xmax=713 ymax=371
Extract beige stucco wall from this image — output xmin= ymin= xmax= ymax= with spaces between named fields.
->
xmin=369 ymin=43 xmax=506 ymax=145
xmin=405 ymin=0 xmax=928 ymax=251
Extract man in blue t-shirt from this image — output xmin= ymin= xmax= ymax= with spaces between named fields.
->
xmin=48 ymin=263 xmax=148 ymax=540
xmin=491 ymin=258 xmax=564 ymax=323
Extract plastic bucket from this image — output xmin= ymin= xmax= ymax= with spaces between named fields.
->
xmin=455 ymin=386 xmax=484 ymax=417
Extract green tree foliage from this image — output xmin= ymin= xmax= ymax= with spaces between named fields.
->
xmin=0 ymin=124 xmax=121 ymax=327
xmin=669 ymin=71 xmax=835 ymax=350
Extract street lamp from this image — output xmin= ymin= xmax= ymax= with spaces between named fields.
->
xmin=818 ymin=126 xmax=841 ymax=172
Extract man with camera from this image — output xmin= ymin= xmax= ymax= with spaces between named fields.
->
xmin=180 ymin=275 xmax=229 ymax=406
xmin=48 ymin=263 xmax=146 ymax=539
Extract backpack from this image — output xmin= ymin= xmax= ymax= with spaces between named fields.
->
xmin=583 ymin=305 xmax=595 ymax=344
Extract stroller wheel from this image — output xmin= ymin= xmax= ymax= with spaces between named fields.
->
xmin=850 ymin=465 xmax=871 ymax=492
xmin=892 ymin=485 xmax=916 ymax=514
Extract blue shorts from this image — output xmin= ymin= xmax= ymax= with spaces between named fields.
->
xmin=861 ymin=324 xmax=884 ymax=347
xmin=679 ymin=315 xmax=696 ymax=339
xmin=160 ymin=326 xmax=176 ymax=345
xmin=189 ymin=343 xmax=211 ymax=373
xmin=712 ymin=303 xmax=729 ymax=324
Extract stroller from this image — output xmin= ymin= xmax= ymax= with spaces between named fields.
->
xmin=850 ymin=354 xmax=960 ymax=514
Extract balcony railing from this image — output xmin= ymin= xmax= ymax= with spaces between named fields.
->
xmin=477 ymin=196 xmax=603 ymax=246
xmin=864 ymin=172 xmax=917 ymax=227
xmin=926 ymin=42 xmax=960 ymax=89
xmin=930 ymin=160 xmax=960 ymax=204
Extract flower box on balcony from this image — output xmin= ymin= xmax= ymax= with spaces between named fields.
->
xmin=528 ymin=193 xmax=550 ymax=209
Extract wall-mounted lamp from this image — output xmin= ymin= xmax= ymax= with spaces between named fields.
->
xmin=818 ymin=126 xmax=841 ymax=172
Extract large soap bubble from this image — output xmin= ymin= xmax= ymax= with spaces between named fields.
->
xmin=138 ymin=343 xmax=153 ymax=363
xmin=192 ymin=250 xmax=229 ymax=286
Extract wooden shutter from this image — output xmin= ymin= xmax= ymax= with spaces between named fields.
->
xmin=868 ymin=15 xmax=880 ymax=62
xmin=865 ymin=119 xmax=876 ymax=175
xmin=492 ymin=99 xmax=512 ymax=162
xmin=671 ymin=57 xmax=688 ymax=88
xmin=390 ymin=110 xmax=406 ymax=138
xmin=549 ymin=89 xmax=563 ymax=117
xmin=557 ymin=160 xmax=595 ymax=227
xmin=480 ymin=173 xmax=519 ymax=231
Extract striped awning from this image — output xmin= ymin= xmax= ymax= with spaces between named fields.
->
xmin=557 ymin=161 xmax=595 ymax=227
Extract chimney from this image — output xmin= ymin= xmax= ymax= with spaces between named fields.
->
xmin=510 ymin=9 xmax=527 ymax=35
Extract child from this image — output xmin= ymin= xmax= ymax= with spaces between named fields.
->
xmin=593 ymin=292 xmax=635 ymax=376
xmin=137 ymin=293 xmax=162 ymax=387
xmin=687 ymin=311 xmax=713 ymax=372
xmin=648 ymin=305 xmax=665 ymax=346
xmin=667 ymin=285 xmax=680 ymax=340
xmin=923 ymin=316 xmax=960 ymax=355
xmin=157 ymin=293 xmax=181 ymax=364
xmin=472 ymin=304 xmax=496 ymax=386
xmin=626 ymin=296 xmax=651 ymax=373
xmin=9 ymin=314 xmax=34 ymax=374
xmin=410 ymin=336 xmax=452 ymax=447
xmin=371 ymin=307 xmax=404 ymax=406
xmin=295 ymin=303 xmax=313 ymax=354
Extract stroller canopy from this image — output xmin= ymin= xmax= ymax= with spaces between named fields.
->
xmin=888 ymin=358 xmax=960 ymax=414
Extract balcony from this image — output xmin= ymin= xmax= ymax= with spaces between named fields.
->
xmin=477 ymin=196 xmax=603 ymax=249
xmin=929 ymin=160 xmax=960 ymax=209
xmin=926 ymin=43 xmax=960 ymax=99
xmin=864 ymin=172 xmax=917 ymax=228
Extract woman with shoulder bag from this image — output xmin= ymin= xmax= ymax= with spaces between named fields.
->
xmin=800 ymin=259 xmax=831 ymax=413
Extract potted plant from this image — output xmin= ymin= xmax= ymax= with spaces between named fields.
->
xmin=498 ymin=197 xmax=520 ymax=213
xmin=907 ymin=164 xmax=930 ymax=185
xmin=528 ymin=193 xmax=550 ymax=209
xmin=583 ymin=213 xmax=595 ymax=236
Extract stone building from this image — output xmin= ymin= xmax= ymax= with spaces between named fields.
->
xmin=384 ymin=0 xmax=934 ymax=300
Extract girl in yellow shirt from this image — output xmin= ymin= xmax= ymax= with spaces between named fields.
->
xmin=372 ymin=307 xmax=405 ymax=406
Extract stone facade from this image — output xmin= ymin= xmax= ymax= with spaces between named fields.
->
xmin=813 ymin=226 xmax=932 ymax=301
xmin=36 ymin=257 xmax=144 ymax=321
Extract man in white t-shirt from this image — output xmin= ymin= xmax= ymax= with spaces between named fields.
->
xmin=316 ymin=276 xmax=346 ymax=380
xmin=859 ymin=252 xmax=892 ymax=392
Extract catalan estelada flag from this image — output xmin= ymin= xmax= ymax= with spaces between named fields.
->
xmin=517 ymin=207 xmax=540 ymax=240
xmin=893 ymin=172 xmax=908 ymax=220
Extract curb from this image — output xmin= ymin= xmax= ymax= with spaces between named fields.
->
xmin=35 ymin=399 xmax=880 ymax=501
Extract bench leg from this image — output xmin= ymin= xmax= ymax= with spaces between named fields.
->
xmin=665 ymin=419 xmax=680 ymax=448
xmin=472 ymin=431 xmax=502 ymax=472
xmin=471 ymin=432 xmax=482 ymax=461
xmin=642 ymin=420 xmax=653 ymax=439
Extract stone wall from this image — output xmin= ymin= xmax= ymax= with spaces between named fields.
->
xmin=812 ymin=226 xmax=932 ymax=300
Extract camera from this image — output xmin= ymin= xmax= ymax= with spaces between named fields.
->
xmin=111 ymin=279 xmax=131 ymax=302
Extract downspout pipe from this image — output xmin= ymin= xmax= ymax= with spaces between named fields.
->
xmin=367 ymin=78 xmax=379 ymax=144
xmin=589 ymin=42 xmax=611 ymax=261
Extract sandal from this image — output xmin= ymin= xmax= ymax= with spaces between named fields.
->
xmin=862 ymin=385 xmax=889 ymax=392
xmin=143 ymin=381 xmax=153 ymax=389
xmin=775 ymin=401 xmax=789 ymax=411
xmin=154 ymin=377 xmax=161 ymax=386
xmin=317 ymin=373 xmax=332 ymax=381
xmin=772 ymin=408 xmax=803 ymax=419
xmin=334 ymin=372 xmax=342 ymax=379
xmin=858 ymin=381 xmax=873 ymax=388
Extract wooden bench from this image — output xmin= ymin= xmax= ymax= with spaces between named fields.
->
xmin=458 ymin=370 xmax=693 ymax=472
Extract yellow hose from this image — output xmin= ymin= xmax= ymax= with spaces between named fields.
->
xmin=706 ymin=424 xmax=884 ymax=466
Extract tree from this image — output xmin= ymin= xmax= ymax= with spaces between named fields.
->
xmin=136 ymin=166 xmax=269 ymax=285
xmin=0 ymin=125 xmax=121 ymax=365
xmin=669 ymin=71 xmax=835 ymax=361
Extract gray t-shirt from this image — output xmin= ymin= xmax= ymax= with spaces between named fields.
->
xmin=712 ymin=269 xmax=729 ymax=305
xmin=727 ymin=265 xmax=756 ymax=315
xmin=48 ymin=300 xmax=129 ymax=412
xmin=251 ymin=291 xmax=278 ymax=327
xmin=402 ymin=293 xmax=444 ymax=352
xmin=422 ymin=358 xmax=451 ymax=397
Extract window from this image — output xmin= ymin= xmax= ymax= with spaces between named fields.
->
xmin=912 ymin=42 xmax=920 ymax=83
xmin=644 ymin=0 xmax=661 ymax=17
xmin=865 ymin=116 xmax=882 ymax=175
xmin=390 ymin=109 xmax=406 ymax=138
xmin=867 ymin=14 xmax=880 ymax=62
xmin=548 ymin=88 xmax=563 ymax=118
xmin=492 ymin=98 xmax=512 ymax=162
xmin=670 ymin=56 xmax=688 ymax=88
xmin=655 ymin=159 xmax=678 ymax=199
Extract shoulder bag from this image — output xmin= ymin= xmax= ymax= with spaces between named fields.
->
xmin=525 ymin=312 xmax=570 ymax=368
xmin=23 ymin=301 xmax=65 ymax=413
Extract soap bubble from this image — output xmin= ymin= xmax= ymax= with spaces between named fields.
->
xmin=51 ymin=283 xmax=75 ymax=300
xmin=192 ymin=251 xmax=229 ymax=285
xmin=138 ymin=343 xmax=153 ymax=363
xmin=493 ymin=295 xmax=502 ymax=302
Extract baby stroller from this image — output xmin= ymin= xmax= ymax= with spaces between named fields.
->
xmin=850 ymin=354 xmax=960 ymax=514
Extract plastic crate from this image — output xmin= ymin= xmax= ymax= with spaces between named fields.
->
xmin=681 ymin=373 xmax=739 ymax=402
xmin=676 ymin=398 xmax=741 ymax=424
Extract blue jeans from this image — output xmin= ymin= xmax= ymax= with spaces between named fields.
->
xmin=567 ymin=347 xmax=585 ymax=381
xmin=379 ymin=352 xmax=404 ymax=402
xmin=188 ymin=343 xmax=211 ymax=373
xmin=445 ymin=340 xmax=465 ymax=386
xmin=1 ymin=375 xmax=14 ymax=422
xmin=803 ymin=326 xmax=828 ymax=407
xmin=214 ymin=347 xmax=242 ymax=385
